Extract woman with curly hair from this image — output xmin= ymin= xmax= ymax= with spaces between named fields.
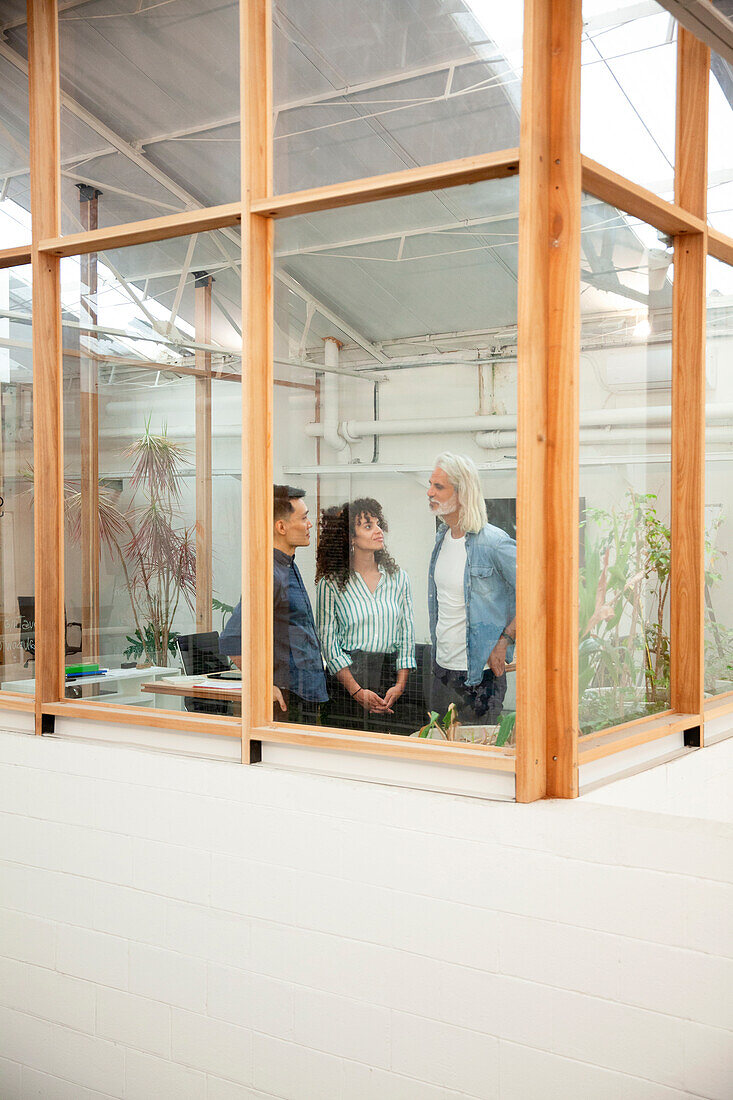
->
xmin=316 ymin=498 xmax=416 ymax=734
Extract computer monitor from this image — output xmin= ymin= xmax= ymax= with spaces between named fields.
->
xmin=176 ymin=632 xmax=231 ymax=677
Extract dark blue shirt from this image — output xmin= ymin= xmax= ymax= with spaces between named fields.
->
xmin=219 ymin=550 xmax=327 ymax=703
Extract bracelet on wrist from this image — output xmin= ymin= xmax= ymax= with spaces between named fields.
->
xmin=500 ymin=631 xmax=515 ymax=644
xmin=350 ymin=686 xmax=362 ymax=698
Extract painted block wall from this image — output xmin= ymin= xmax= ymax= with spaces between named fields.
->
xmin=0 ymin=723 xmax=731 ymax=1100
xmin=585 ymin=736 xmax=733 ymax=824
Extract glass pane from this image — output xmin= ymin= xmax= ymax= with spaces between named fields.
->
xmin=705 ymin=256 xmax=733 ymax=697
xmin=581 ymin=1 xmax=676 ymax=198
xmin=0 ymin=265 xmax=34 ymax=692
xmin=708 ymin=53 xmax=733 ymax=236
xmin=0 ymin=55 xmax=31 ymax=244
xmin=578 ymin=197 xmax=673 ymax=736
xmin=273 ymin=1 xmax=523 ymax=194
xmin=61 ymin=230 xmax=242 ymax=714
xmin=25 ymin=0 xmax=241 ymax=233
xmin=273 ymin=177 xmax=519 ymax=747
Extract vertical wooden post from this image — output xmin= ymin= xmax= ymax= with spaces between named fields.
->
xmin=241 ymin=0 xmax=273 ymax=761
xmin=28 ymin=0 xmax=64 ymax=731
xmin=671 ymin=29 xmax=709 ymax=727
xmin=517 ymin=0 xmax=581 ymax=800
xmin=78 ymin=185 xmax=100 ymax=663
xmin=194 ymin=271 xmax=213 ymax=633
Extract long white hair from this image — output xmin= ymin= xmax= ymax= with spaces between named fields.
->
xmin=433 ymin=452 xmax=487 ymax=534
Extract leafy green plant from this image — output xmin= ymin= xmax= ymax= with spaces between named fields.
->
xmin=40 ymin=420 xmax=196 ymax=668
xmin=579 ymin=491 xmax=670 ymax=734
xmin=124 ymin=625 xmax=180 ymax=663
xmin=417 ymin=705 xmax=457 ymax=739
xmin=118 ymin=419 xmax=196 ymax=666
xmin=494 ymin=711 xmax=516 ymax=747
xmin=579 ymin=491 xmax=727 ymax=732
xmin=212 ymin=597 xmax=235 ymax=630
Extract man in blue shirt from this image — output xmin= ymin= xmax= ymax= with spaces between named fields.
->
xmin=426 ymin=453 xmax=516 ymax=726
xmin=219 ymin=485 xmax=327 ymax=723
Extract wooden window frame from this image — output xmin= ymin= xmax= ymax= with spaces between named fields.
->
xmin=4 ymin=0 xmax=729 ymax=799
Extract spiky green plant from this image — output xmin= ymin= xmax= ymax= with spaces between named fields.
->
xmin=119 ymin=419 xmax=196 ymax=666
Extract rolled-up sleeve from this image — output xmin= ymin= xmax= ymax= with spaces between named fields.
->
xmin=316 ymin=578 xmax=352 ymax=674
xmin=397 ymin=572 xmax=417 ymax=670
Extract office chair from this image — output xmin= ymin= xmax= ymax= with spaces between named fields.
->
xmin=17 ymin=597 xmax=83 ymax=667
xmin=176 ymin=630 xmax=233 ymax=716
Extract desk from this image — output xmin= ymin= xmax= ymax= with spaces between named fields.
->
xmin=2 ymin=666 xmax=177 ymax=706
xmin=140 ymin=675 xmax=242 ymax=715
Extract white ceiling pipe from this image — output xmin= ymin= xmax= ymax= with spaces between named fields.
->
xmin=322 ymin=338 xmax=351 ymax=461
xmin=308 ymin=403 xmax=733 ymax=443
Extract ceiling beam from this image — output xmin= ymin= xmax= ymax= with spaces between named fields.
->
xmin=0 ymin=38 xmax=213 ymax=212
xmin=275 ymin=269 xmax=389 ymax=363
xmin=657 ymin=0 xmax=733 ymax=66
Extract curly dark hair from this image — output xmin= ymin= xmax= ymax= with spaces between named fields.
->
xmin=316 ymin=497 xmax=399 ymax=590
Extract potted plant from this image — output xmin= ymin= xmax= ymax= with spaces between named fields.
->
xmin=58 ymin=420 xmax=196 ymax=668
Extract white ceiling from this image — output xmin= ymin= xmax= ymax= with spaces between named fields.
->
xmin=0 ymin=1 xmax=727 ymax=374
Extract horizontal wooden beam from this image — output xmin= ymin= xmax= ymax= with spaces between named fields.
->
xmin=581 ymin=156 xmax=705 ymax=235
xmin=43 ymin=700 xmax=241 ymax=736
xmin=0 ymin=245 xmax=32 ymax=269
xmin=0 ymin=692 xmax=36 ymax=712
xmin=252 ymin=724 xmax=517 ymax=771
xmin=578 ymin=712 xmax=698 ymax=764
xmin=38 ymin=202 xmax=242 ymax=258
xmin=250 ymin=149 xmax=520 ymax=219
xmin=708 ymin=227 xmax=733 ymax=267
xmin=704 ymin=692 xmax=733 ymax=719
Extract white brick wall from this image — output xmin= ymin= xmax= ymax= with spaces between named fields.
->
xmin=0 ymin=725 xmax=731 ymax=1099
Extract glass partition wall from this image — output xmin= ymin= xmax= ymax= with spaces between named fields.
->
xmin=60 ymin=231 xmax=242 ymax=714
xmin=273 ymin=179 xmax=519 ymax=747
xmin=0 ymin=52 xmax=34 ymax=694
xmin=7 ymin=0 xmax=731 ymax=798
xmin=578 ymin=200 xmax=673 ymax=736
xmin=705 ymin=256 xmax=733 ymax=700
xmin=0 ymin=266 xmax=34 ymax=691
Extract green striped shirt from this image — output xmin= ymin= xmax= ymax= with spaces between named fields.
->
xmin=316 ymin=567 xmax=416 ymax=675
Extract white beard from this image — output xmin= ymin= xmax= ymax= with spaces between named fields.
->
xmin=429 ymin=492 xmax=459 ymax=517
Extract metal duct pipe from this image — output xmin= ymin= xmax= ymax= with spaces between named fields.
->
xmin=307 ymin=403 xmax=733 ymax=443
xmin=322 ymin=337 xmax=350 ymax=461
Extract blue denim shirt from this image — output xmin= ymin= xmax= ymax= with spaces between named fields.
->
xmin=428 ymin=523 xmax=517 ymax=687
xmin=218 ymin=551 xmax=327 ymax=703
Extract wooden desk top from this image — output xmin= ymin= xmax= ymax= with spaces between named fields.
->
xmin=140 ymin=675 xmax=243 ymax=703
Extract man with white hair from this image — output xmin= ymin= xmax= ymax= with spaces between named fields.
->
xmin=426 ymin=452 xmax=517 ymax=725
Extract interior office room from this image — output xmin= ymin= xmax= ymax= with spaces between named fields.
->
xmin=0 ymin=1 xmax=731 ymax=1097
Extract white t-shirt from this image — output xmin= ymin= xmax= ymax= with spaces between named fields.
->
xmin=434 ymin=532 xmax=468 ymax=670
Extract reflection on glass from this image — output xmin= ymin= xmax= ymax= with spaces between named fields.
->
xmin=0 ymin=266 xmax=34 ymax=690
xmin=273 ymin=0 xmax=523 ymax=193
xmin=705 ymin=257 xmax=733 ymax=697
xmin=578 ymin=196 xmax=673 ymax=735
xmin=49 ymin=0 xmax=240 ymax=232
xmin=0 ymin=56 xmax=31 ymax=244
xmin=708 ymin=54 xmax=733 ymax=236
xmin=581 ymin=0 xmax=676 ymax=197
xmin=60 ymin=230 xmax=242 ymax=713
xmin=273 ymin=178 xmax=519 ymax=746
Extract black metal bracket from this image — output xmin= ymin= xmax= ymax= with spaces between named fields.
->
xmin=248 ymin=739 xmax=262 ymax=764
xmin=76 ymin=184 xmax=102 ymax=202
xmin=193 ymin=270 xmax=215 ymax=288
xmin=683 ymin=725 xmax=701 ymax=747
xmin=41 ymin=712 xmax=55 ymax=735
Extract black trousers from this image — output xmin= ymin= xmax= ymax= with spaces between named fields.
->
xmin=427 ymin=662 xmax=507 ymax=725
xmin=273 ymin=693 xmax=323 ymax=725
xmin=324 ymin=650 xmax=415 ymax=736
